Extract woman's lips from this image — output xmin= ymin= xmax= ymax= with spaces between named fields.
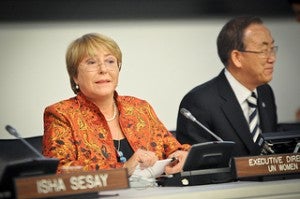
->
xmin=95 ymin=79 xmax=110 ymax=84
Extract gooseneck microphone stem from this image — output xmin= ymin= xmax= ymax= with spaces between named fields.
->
xmin=5 ymin=125 xmax=44 ymax=158
xmin=180 ymin=108 xmax=223 ymax=142
xmin=193 ymin=120 xmax=223 ymax=142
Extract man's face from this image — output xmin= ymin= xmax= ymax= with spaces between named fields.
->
xmin=239 ymin=24 xmax=277 ymax=89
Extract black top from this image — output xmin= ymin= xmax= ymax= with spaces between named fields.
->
xmin=113 ymin=138 xmax=134 ymax=162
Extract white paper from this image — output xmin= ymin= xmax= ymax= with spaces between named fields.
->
xmin=131 ymin=158 xmax=172 ymax=178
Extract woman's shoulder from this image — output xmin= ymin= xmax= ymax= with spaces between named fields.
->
xmin=118 ymin=95 xmax=150 ymax=106
xmin=45 ymin=96 xmax=78 ymax=111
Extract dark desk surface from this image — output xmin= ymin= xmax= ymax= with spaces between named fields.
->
xmin=264 ymin=130 xmax=300 ymax=141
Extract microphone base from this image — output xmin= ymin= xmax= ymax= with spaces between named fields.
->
xmin=0 ymin=158 xmax=59 ymax=199
xmin=158 ymin=167 xmax=235 ymax=187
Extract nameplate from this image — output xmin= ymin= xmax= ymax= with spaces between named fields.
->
xmin=234 ymin=153 xmax=300 ymax=178
xmin=14 ymin=168 xmax=128 ymax=199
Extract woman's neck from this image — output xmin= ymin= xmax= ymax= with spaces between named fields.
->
xmin=88 ymin=94 xmax=116 ymax=120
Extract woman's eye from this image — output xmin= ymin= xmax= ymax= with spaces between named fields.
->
xmin=87 ymin=60 xmax=96 ymax=65
xmin=109 ymin=60 xmax=115 ymax=64
xmin=106 ymin=59 xmax=116 ymax=65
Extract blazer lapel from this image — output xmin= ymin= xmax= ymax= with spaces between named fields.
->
xmin=257 ymin=87 xmax=272 ymax=132
xmin=217 ymin=71 xmax=261 ymax=154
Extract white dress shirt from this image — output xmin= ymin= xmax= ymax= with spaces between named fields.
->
xmin=224 ymin=69 xmax=259 ymax=125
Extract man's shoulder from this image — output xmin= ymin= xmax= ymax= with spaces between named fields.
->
xmin=257 ymin=84 xmax=274 ymax=94
xmin=185 ymin=72 xmax=224 ymax=98
xmin=258 ymin=83 xmax=272 ymax=90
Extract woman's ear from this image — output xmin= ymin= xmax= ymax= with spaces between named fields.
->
xmin=73 ymin=77 xmax=78 ymax=85
xmin=231 ymin=50 xmax=243 ymax=68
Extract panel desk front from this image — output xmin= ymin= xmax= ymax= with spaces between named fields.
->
xmin=99 ymin=178 xmax=300 ymax=199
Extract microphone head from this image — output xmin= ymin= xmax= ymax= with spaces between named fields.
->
xmin=180 ymin=108 xmax=224 ymax=142
xmin=180 ymin=108 xmax=190 ymax=116
xmin=180 ymin=108 xmax=196 ymax=121
xmin=5 ymin=125 xmax=19 ymax=138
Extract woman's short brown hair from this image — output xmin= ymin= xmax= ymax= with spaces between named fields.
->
xmin=66 ymin=33 xmax=122 ymax=94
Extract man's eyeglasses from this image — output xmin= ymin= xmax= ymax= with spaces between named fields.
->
xmin=239 ymin=46 xmax=278 ymax=58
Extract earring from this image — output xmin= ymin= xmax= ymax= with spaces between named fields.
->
xmin=75 ymin=84 xmax=79 ymax=90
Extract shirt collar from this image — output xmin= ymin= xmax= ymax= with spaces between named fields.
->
xmin=76 ymin=90 xmax=122 ymax=112
xmin=224 ymin=69 xmax=257 ymax=104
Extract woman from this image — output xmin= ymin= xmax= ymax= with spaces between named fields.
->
xmin=43 ymin=33 xmax=190 ymax=175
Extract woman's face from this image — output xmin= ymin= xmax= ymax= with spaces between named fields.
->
xmin=73 ymin=47 xmax=119 ymax=101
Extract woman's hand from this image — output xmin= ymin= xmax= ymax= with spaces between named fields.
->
xmin=123 ymin=149 xmax=158 ymax=175
xmin=164 ymin=150 xmax=188 ymax=175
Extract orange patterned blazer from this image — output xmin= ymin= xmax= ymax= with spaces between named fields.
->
xmin=43 ymin=92 xmax=190 ymax=173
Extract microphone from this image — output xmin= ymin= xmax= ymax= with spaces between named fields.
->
xmin=261 ymin=142 xmax=275 ymax=155
xmin=180 ymin=108 xmax=223 ymax=142
xmin=180 ymin=108 xmax=274 ymax=155
xmin=5 ymin=125 xmax=44 ymax=158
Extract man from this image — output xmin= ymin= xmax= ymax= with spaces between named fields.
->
xmin=176 ymin=16 xmax=278 ymax=156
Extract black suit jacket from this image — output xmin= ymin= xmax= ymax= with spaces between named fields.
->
xmin=176 ymin=70 xmax=278 ymax=156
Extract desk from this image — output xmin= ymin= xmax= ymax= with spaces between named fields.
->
xmin=100 ymin=179 xmax=300 ymax=199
